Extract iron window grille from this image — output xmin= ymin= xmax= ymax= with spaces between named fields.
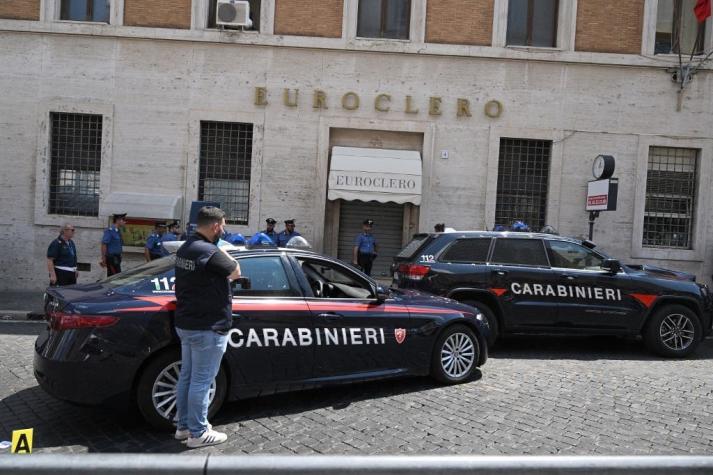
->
xmin=655 ymin=0 xmax=707 ymax=55
xmin=207 ymin=0 xmax=261 ymax=30
xmin=495 ymin=138 xmax=551 ymax=231
xmin=506 ymin=0 xmax=559 ymax=47
xmin=49 ymin=113 xmax=102 ymax=217
xmin=60 ymin=0 xmax=110 ymax=22
xmin=357 ymin=0 xmax=411 ymax=39
xmin=199 ymin=121 xmax=253 ymax=225
xmin=643 ymin=146 xmax=698 ymax=249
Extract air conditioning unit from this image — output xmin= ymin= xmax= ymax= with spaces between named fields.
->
xmin=216 ymin=0 xmax=252 ymax=28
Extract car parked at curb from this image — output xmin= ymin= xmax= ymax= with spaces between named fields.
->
xmin=392 ymin=231 xmax=712 ymax=357
xmin=35 ymin=245 xmax=489 ymax=429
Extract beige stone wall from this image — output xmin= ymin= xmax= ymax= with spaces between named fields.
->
xmin=124 ymin=0 xmax=192 ymax=29
xmin=575 ymin=0 xmax=644 ymax=54
xmin=0 ymin=0 xmax=39 ymax=21
xmin=425 ymin=0 xmax=493 ymax=46
xmin=274 ymin=0 xmax=343 ymax=38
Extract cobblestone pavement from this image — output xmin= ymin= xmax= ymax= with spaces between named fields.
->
xmin=1 ymin=321 xmax=713 ymax=455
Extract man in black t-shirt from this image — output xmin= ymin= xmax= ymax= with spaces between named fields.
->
xmin=173 ymin=207 xmax=241 ymax=448
xmin=46 ymin=224 xmax=78 ymax=286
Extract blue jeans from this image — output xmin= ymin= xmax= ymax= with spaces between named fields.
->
xmin=175 ymin=328 xmax=228 ymax=437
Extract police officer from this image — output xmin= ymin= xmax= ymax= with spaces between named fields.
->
xmin=144 ymin=222 xmax=166 ymax=262
xmin=174 ymin=206 xmax=241 ymax=448
xmin=261 ymin=218 xmax=279 ymax=244
xmin=160 ymin=220 xmax=181 ymax=257
xmin=276 ymin=219 xmax=301 ymax=247
xmin=101 ymin=213 xmax=126 ymax=277
xmin=352 ymin=219 xmax=378 ymax=276
xmin=47 ymin=223 xmax=78 ymax=286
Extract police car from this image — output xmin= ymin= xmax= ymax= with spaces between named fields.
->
xmin=392 ymin=231 xmax=712 ymax=357
xmin=34 ymin=240 xmax=489 ymax=429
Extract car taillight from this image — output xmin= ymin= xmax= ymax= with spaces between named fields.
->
xmin=49 ymin=312 xmax=119 ymax=330
xmin=397 ymin=263 xmax=431 ymax=281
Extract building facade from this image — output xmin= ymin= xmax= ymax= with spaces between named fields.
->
xmin=0 ymin=0 xmax=712 ymax=289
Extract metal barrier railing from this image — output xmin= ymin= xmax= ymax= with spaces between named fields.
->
xmin=2 ymin=455 xmax=713 ymax=475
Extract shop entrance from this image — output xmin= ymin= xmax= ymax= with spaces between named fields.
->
xmin=337 ymin=200 xmax=405 ymax=279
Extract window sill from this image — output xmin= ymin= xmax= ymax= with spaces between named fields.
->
xmin=55 ymin=19 xmax=110 ymax=25
xmin=505 ymin=45 xmax=564 ymax=53
xmin=631 ymin=245 xmax=703 ymax=262
xmin=354 ymin=36 xmax=411 ymax=42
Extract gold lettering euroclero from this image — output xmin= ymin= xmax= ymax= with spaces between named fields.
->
xmin=253 ymin=87 xmax=502 ymax=119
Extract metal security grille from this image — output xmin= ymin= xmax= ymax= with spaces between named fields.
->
xmin=643 ymin=146 xmax=698 ymax=249
xmin=49 ymin=112 xmax=102 ymax=216
xmin=199 ymin=121 xmax=253 ymax=225
xmin=495 ymin=138 xmax=551 ymax=230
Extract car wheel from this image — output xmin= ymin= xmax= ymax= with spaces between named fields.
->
xmin=644 ymin=304 xmax=702 ymax=358
xmin=136 ymin=348 xmax=227 ymax=430
xmin=461 ymin=300 xmax=499 ymax=347
xmin=431 ymin=324 xmax=480 ymax=384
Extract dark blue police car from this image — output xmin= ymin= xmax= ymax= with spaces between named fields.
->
xmin=392 ymin=231 xmax=712 ymax=357
xmin=34 ymin=245 xmax=489 ymax=429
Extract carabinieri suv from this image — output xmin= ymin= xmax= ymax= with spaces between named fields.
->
xmin=392 ymin=231 xmax=712 ymax=357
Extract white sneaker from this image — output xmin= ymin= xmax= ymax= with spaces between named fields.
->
xmin=175 ymin=423 xmax=211 ymax=441
xmin=186 ymin=429 xmax=227 ymax=448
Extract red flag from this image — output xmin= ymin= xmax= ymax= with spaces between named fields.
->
xmin=695 ymin=0 xmax=711 ymax=23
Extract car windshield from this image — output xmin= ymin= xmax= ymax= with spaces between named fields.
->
xmin=101 ymin=256 xmax=176 ymax=288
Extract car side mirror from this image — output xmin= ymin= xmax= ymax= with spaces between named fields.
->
xmin=233 ymin=277 xmax=251 ymax=290
xmin=375 ymin=285 xmax=389 ymax=302
xmin=602 ymin=259 xmax=621 ymax=275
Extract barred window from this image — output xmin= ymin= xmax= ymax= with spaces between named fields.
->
xmin=49 ymin=113 xmax=102 ymax=216
xmin=495 ymin=138 xmax=551 ymax=231
xmin=199 ymin=121 xmax=253 ymax=225
xmin=643 ymin=147 xmax=698 ymax=249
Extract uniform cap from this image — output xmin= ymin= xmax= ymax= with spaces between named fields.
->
xmin=266 ymin=218 xmax=277 ymax=224
xmin=155 ymin=221 xmax=167 ymax=227
xmin=168 ymin=220 xmax=180 ymax=227
xmin=363 ymin=219 xmax=374 ymax=226
xmin=112 ymin=213 xmax=127 ymax=220
xmin=284 ymin=219 xmax=295 ymax=225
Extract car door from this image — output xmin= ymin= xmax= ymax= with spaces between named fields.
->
xmin=488 ymin=237 xmax=560 ymax=329
xmin=545 ymin=240 xmax=640 ymax=330
xmin=225 ymin=254 xmax=315 ymax=398
xmin=292 ymin=255 xmax=414 ymax=379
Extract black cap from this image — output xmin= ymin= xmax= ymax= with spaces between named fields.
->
xmin=266 ymin=218 xmax=277 ymax=224
xmin=155 ymin=221 xmax=167 ymax=227
xmin=284 ymin=219 xmax=295 ymax=225
xmin=363 ymin=219 xmax=374 ymax=226
xmin=168 ymin=220 xmax=180 ymax=228
xmin=112 ymin=213 xmax=127 ymax=221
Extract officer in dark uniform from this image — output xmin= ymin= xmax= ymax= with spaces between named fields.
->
xmin=160 ymin=220 xmax=181 ymax=257
xmin=352 ymin=219 xmax=378 ymax=276
xmin=261 ymin=218 xmax=279 ymax=244
xmin=47 ymin=223 xmax=78 ymax=286
xmin=174 ymin=206 xmax=241 ymax=448
xmin=276 ymin=219 xmax=302 ymax=247
xmin=101 ymin=213 xmax=126 ymax=277
xmin=144 ymin=222 xmax=166 ymax=262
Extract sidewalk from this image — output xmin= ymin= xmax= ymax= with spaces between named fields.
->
xmin=0 ymin=290 xmax=46 ymax=321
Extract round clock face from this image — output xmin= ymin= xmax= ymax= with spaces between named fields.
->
xmin=592 ymin=155 xmax=615 ymax=179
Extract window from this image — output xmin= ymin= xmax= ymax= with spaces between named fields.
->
xmin=299 ymin=258 xmax=374 ymax=299
xmin=440 ymin=239 xmax=492 ymax=263
xmin=207 ymin=0 xmax=261 ymax=30
xmin=655 ymin=0 xmax=707 ymax=55
xmin=233 ymin=256 xmax=296 ymax=297
xmin=49 ymin=113 xmax=102 ymax=217
xmin=545 ymin=241 xmax=604 ymax=270
xmin=495 ymin=138 xmax=551 ymax=230
xmin=643 ymin=147 xmax=698 ymax=249
xmin=506 ymin=0 xmax=558 ymax=47
xmin=491 ymin=239 xmax=548 ymax=267
xmin=198 ymin=121 xmax=253 ymax=225
xmin=357 ymin=0 xmax=411 ymax=39
xmin=60 ymin=0 xmax=110 ymax=22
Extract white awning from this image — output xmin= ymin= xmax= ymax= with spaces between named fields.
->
xmin=100 ymin=192 xmax=183 ymax=219
xmin=328 ymin=146 xmax=422 ymax=205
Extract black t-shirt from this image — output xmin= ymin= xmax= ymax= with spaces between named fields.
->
xmin=174 ymin=233 xmax=237 ymax=332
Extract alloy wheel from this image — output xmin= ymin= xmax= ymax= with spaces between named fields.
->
xmin=152 ymin=362 xmax=216 ymax=421
xmin=440 ymin=332 xmax=476 ymax=379
xmin=659 ymin=313 xmax=695 ymax=351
